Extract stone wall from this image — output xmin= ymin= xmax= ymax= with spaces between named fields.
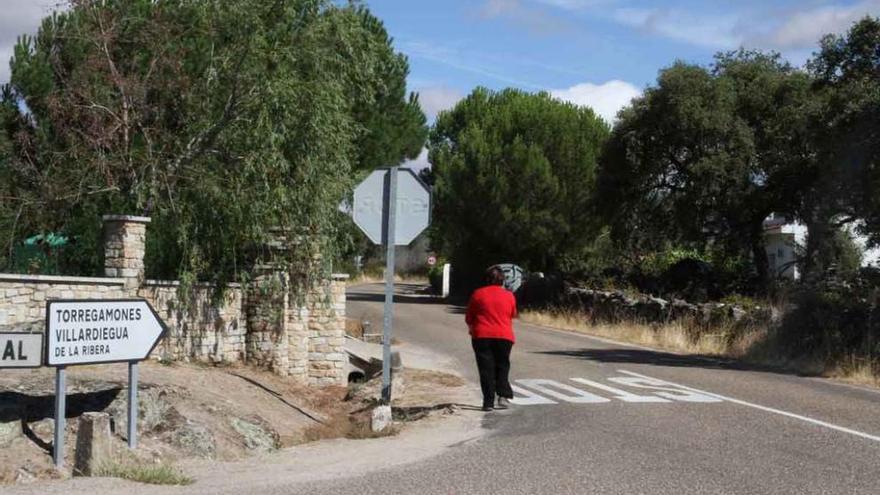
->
xmin=244 ymin=268 xmax=348 ymax=385
xmin=563 ymin=287 xmax=775 ymax=328
xmin=0 ymin=274 xmax=127 ymax=327
xmin=139 ymin=281 xmax=245 ymax=364
xmin=0 ymin=215 xmax=347 ymax=386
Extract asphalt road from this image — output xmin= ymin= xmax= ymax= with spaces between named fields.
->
xmin=307 ymin=283 xmax=880 ymax=495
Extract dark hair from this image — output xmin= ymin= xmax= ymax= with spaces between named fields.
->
xmin=485 ymin=266 xmax=505 ymax=286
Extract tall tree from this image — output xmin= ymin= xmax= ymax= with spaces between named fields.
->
xmin=596 ymin=51 xmax=816 ymax=289
xmin=429 ymin=88 xmax=609 ymax=281
xmin=809 ymin=16 xmax=880 ymax=252
xmin=334 ymin=5 xmax=427 ymax=171
xmin=0 ymin=0 xmax=425 ymax=282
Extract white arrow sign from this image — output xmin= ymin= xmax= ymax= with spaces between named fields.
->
xmin=46 ymin=300 xmax=166 ymax=366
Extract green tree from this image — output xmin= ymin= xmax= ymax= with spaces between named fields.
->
xmin=429 ymin=88 xmax=609 ymax=281
xmin=0 ymin=0 xmax=425 ymax=283
xmin=596 ymin=51 xmax=816 ymax=290
xmin=809 ymin=16 xmax=880 ymax=251
xmin=337 ymin=5 xmax=427 ymax=171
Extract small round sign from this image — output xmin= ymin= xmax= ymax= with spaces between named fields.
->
xmin=427 ymin=255 xmax=437 ymax=266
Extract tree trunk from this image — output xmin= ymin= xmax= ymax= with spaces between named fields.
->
xmin=752 ymin=235 xmax=769 ymax=294
xmin=804 ymin=213 xmax=833 ymax=283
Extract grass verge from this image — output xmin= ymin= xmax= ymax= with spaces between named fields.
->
xmin=93 ymin=461 xmax=194 ymax=486
xmin=521 ymin=309 xmax=880 ymax=388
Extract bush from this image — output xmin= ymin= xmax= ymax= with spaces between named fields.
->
xmin=428 ymin=259 xmax=447 ymax=293
xmin=777 ymin=284 xmax=880 ymax=361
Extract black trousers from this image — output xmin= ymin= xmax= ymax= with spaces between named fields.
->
xmin=472 ymin=338 xmax=514 ymax=407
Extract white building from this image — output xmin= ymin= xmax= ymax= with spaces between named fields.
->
xmin=763 ymin=214 xmax=880 ymax=280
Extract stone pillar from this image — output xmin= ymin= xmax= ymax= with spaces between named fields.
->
xmin=306 ymin=274 xmax=348 ymax=386
xmin=74 ymin=412 xmax=113 ymax=476
xmin=103 ymin=215 xmax=150 ymax=292
xmin=245 ymin=228 xmax=292 ymax=376
xmin=245 ymin=267 xmax=290 ymax=375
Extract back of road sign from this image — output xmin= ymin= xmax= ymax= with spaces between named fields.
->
xmin=352 ymin=168 xmax=431 ymax=245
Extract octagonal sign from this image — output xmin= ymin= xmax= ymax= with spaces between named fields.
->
xmin=352 ymin=168 xmax=431 ymax=246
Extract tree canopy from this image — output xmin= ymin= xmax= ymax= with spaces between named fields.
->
xmin=810 ymin=16 xmax=880 ymax=249
xmin=429 ymin=88 xmax=609 ymax=281
xmin=595 ymin=51 xmax=817 ymax=287
xmin=0 ymin=0 xmax=426 ymax=282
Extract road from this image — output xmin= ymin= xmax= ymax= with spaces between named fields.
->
xmin=8 ymin=282 xmax=879 ymax=495
xmin=313 ymin=283 xmax=880 ymax=494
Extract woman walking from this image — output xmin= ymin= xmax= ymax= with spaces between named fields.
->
xmin=466 ymin=266 xmax=517 ymax=411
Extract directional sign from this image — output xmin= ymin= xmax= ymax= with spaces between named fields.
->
xmin=46 ymin=300 xmax=166 ymax=366
xmin=0 ymin=333 xmax=42 ymax=368
xmin=352 ymin=168 xmax=431 ymax=246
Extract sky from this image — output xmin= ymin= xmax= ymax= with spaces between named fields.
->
xmin=1 ymin=0 xmax=879 ymax=169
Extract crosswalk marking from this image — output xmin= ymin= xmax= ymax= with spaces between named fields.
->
xmin=516 ymin=379 xmax=611 ymax=403
xmin=509 ymin=375 xmax=725 ymax=406
xmin=510 ymin=384 xmax=558 ymax=405
xmin=606 ymin=376 xmax=722 ymax=403
xmin=570 ymin=377 xmax=670 ymax=403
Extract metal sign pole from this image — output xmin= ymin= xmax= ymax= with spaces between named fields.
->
xmin=381 ymin=166 xmax=398 ymax=404
xmin=128 ymin=361 xmax=138 ymax=448
xmin=53 ymin=366 xmax=66 ymax=468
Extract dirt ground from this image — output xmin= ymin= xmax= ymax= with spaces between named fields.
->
xmin=0 ymin=360 xmax=471 ymax=486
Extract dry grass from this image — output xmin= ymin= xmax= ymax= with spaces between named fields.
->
xmin=521 ymin=310 xmax=733 ymax=356
xmin=521 ymin=309 xmax=880 ymax=388
xmin=346 ymin=318 xmax=365 ymax=339
xmin=407 ymin=368 xmax=467 ymax=388
xmin=93 ymin=461 xmax=193 ymax=486
xmin=827 ymin=356 xmax=880 ymax=388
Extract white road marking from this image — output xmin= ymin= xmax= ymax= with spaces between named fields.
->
xmin=617 ymin=370 xmax=880 ymax=443
xmin=607 ymin=376 xmax=723 ymax=403
xmin=570 ymin=378 xmax=670 ymax=403
xmin=510 ymin=384 xmax=558 ymax=405
xmin=516 ymin=379 xmax=610 ymax=403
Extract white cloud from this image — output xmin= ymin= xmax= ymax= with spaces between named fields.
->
xmin=612 ymin=7 xmax=742 ymax=49
xmin=479 ymin=0 xmax=573 ymax=35
xmin=550 ymin=80 xmax=641 ymax=124
xmin=0 ymin=1 xmax=56 ymax=84
xmin=752 ymin=1 xmax=880 ymax=50
xmin=417 ymin=86 xmax=464 ymax=121
xmin=401 ymin=147 xmax=430 ymax=172
xmin=532 ymin=0 xmax=614 ymax=10
xmin=609 ymin=1 xmax=880 ymax=55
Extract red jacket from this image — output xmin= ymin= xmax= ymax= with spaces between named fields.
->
xmin=465 ymin=285 xmax=517 ymax=343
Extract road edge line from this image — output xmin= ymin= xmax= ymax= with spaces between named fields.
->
xmin=617 ymin=369 xmax=880 ymax=443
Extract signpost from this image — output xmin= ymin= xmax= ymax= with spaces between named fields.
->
xmin=45 ymin=299 xmax=166 ymax=467
xmin=0 ymin=333 xmax=42 ymax=368
xmin=351 ymin=167 xmax=431 ymax=403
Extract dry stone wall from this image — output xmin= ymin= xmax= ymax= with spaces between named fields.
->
xmin=0 ymin=275 xmax=126 ymax=327
xmin=0 ymin=215 xmax=347 ymax=386
xmin=139 ymin=281 xmax=245 ymax=364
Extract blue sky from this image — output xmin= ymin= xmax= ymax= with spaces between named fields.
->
xmin=366 ymin=0 xmax=880 ymax=124
xmin=2 ymin=1 xmax=879 ymax=135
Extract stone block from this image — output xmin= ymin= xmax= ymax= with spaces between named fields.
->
xmin=371 ymin=406 xmax=392 ymax=432
xmin=74 ymin=412 xmax=113 ymax=476
xmin=0 ymin=403 xmax=21 ymax=447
